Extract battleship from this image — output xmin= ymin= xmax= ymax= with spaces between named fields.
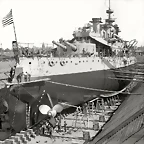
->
xmin=0 ymin=0 xmax=139 ymax=140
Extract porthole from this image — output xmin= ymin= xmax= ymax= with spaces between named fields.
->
xmin=29 ymin=62 xmax=31 ymax=64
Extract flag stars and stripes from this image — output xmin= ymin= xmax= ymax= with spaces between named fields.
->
xmin=2 ymin=9 xmax=13 ymax=27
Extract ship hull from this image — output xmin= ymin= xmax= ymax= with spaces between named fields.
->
xmin=0 ymin=63 xmax=136 ymax=139
xmin=19 ymin=63 xmax=136 ymax=103
xmin=11 ymin=68 xmax=121 ymax=104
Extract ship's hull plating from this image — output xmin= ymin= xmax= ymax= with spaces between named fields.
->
xmin=0 ymin=63 xmax=136 ymax=140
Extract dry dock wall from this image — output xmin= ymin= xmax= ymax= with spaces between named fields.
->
xmin=90 ymin=82 xmax=144 ymax=144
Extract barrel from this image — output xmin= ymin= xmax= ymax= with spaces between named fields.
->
xmin=99 ymin=115 xmax=105 ymax=122
xmin=83 ymin=130 xmax=90 ymax=140
xmin=93 ymin=120 xmax=99 ymax=131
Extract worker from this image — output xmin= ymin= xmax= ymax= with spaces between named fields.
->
xmin=32 ymin=112 xmax=37 ymax=125
xmin=64 ymin=120 xmax=67 ymax=133
xmin=82 ymin=103 xmax=88 ymax=116
xmin=47 ymin=125 xmax=55 ymax=141
xmin=25 ymin=47 xmax=29 ymax=57
xmin=16 ymin=72 xmax=23 ymax=83
xmin=24 ymin=72 xmax=27 ymax=82
xmin=57 ymin=116 xmax=62 ymax=132
xmin=9 ymin=66 xmax=16 ymax=79
xmin=8 ymin=66 xmax=16 ymax=83
xmin=27 ymin=72 xmax=31 ymax=81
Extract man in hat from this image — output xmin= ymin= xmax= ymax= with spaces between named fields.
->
xmin=16 ymin=72 xmax=23 ymax=83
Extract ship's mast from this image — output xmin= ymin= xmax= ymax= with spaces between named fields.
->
xmin=106 ymin=0 xmax=115 ymax=25
xmin=108 ymin=0 xmax=110 ymax=19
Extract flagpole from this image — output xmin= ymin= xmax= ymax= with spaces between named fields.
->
xmin=13 ymin=21 xmax=18 ymax=42
xmin=11 ymin=9 xmax=18 ymax=43
xmin=11 ymin=9 xmax=19 ymax=64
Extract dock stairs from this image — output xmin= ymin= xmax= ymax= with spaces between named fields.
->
xmin=0 ymin=128 xmax=36 ymax=144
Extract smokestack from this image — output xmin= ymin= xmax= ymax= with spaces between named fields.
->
xmin=90 ymin=18 xmax=102 ymax=34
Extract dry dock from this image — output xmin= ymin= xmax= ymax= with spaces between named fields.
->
xmin=1 ymin=64 xmax=144 ymax=144
xmin=90 ymin=81 xmax=144 ymax=144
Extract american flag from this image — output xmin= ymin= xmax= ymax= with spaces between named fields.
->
xmin=2 ymin=9 xmax=13 ymax=27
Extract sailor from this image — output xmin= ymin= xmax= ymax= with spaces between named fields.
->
xmin=49 ymin=126 xmax=52 ymax=137
xmin=37 ymin=50 xmax=40 ymax=55
xmin=57 ymin=116 xmax=62 ymax=132
xmin=31 ymin=48 xmax=34 ymax=59
xmin=22 ymin=48 xmax=26 ymax=56
xmin=16 ymin=72 xmax=23 ymax=83
xmin=46 ymin=122 xmax=49 ymax=132
xmin=32 ymin=112 xmax=37 ymax=125
xmin=7 ymin=76 xmax=12 ymax=83
xmin=10 ymin=66 xmax=16 ymax=79
xmin=47 ymin=124 xmax=55 ymax=141
xmin=82 ymin=103 xmax=88 ymax=116
xmin=9 ymin=66 xmax=16 ymax=82
xmin=24 ymin=72 xmax=28 ymax=82
xmin=41 ymin=125 xmax=45 ymax=135
xmin=64 ymin=120 xmax=67 ymax=133
xmin=27 ymin=72 xmax=31 ymax=81
xmin=82 ymin=48 xmax=86 ymax=55
xmin=25 ymin=47 xmax=29 ymax=57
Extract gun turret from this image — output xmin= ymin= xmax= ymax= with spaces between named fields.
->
xmin=63 ymin=40 xmax=77 ymax=51
xmin=52 ymin=41 xmax=67 ymax=51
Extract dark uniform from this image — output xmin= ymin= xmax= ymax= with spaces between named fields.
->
xmin=16 ymin=72 xmax=23 ymax=83
xmin=9 ymin=66 xmax=16 ymax=82
xmin=64 ymin=121 xmax=67 ymax=132
xmin=57 ymin=117 xmax=62 ymax=132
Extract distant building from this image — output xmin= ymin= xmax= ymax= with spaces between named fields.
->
xmin=135 ymin=47 xmax=144 ymax=55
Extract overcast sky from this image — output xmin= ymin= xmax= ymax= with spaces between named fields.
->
xmin=0 ymin=0 xmax=144 ymax=49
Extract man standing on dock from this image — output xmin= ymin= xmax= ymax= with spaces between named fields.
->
xmin=16 ymin=72 xmax=23 ymax=83
xmin=9 ymin=66 xmax=16 ymax=82
xmin=57 ymin=116 xmax=62 ymax=132
xmin=64 ymin=120 xmax=67 ymax=133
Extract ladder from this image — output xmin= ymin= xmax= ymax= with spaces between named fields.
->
xmin=72 ymin=107 xmax=86 ymax=130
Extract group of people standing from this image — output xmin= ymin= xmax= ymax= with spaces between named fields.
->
xmin=16 ymin=72 xmax=31 ymax=83
xmin=39 ymin=115 xmax=68 ymax=140
xmin=7 ymin=65 xmax=31 ymax=83
xmin=21 ymin=47 xmax=46 ymax=57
